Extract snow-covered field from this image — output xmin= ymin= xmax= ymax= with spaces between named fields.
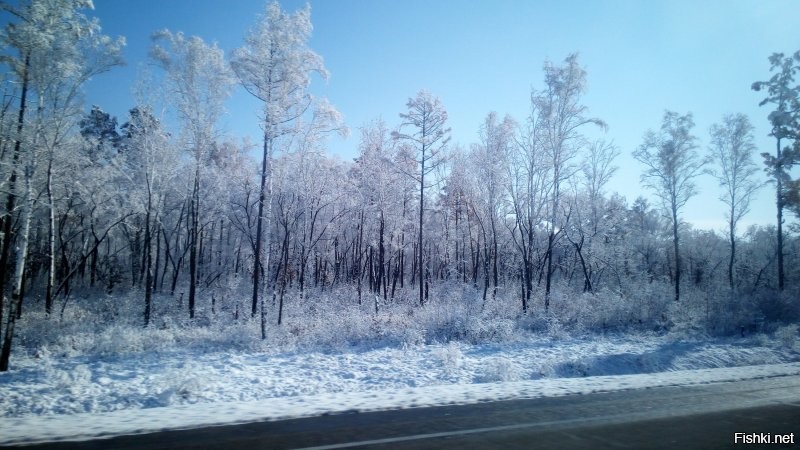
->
xmin=2 ymin=332 xmax=800 ymax=445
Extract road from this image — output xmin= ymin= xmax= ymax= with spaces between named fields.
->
xmin=7 ymin=375 xmax=800 ymax=449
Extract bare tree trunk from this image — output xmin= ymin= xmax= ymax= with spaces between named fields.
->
xmin=144 ymin=208 xmax=153 ymax=327
xmin=378 ymin=212 xmax=386 ymax=300
xmin=399 ymin=198 xmax=406 ymax=289
xmin=277 ymin=228 xmax=289 ymax=326
xmin=45 ymin=154 xmax=55 ymax=314
xmin=574 ymin=239 xmax=593 ymax=293
xmin=1 ymin=156 xmax=34 ymax=371
xmin=188 ymin=166 xmax=199 ymax=318
xmin=260 ymin=131 xmax=275 ymax=339
xmin=252 ymin=133 xmax=273 ymax=318
xmin=544 ymin=230 xmax=554 ymax=311
xmin=524 ymin=218 xmax=534 ymax=312
xmin=775 ymin=137 xmax=784 ymax=292
xmin=153 ymin=225 xmax=161 ymax=293
xmin=728 ymin=213 xmax=735 ymax=289
xmin=672 ymin=203 xmax=681 ymax=302
xmin=482 ymin=236 xmax=490 ymax=302
xmin=418 ymin=150 xmax=425 ymax=306
xmin=0 ymin=52 xmax=29 ymax=335
xmin=90 ymin=228 xmax=99 ymax=288
xmin=491 ymin=214 xmax=498 ymax=300
xmin=355 ymin=210 xmax=364 ymax=304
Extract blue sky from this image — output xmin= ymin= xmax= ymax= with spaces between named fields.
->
xmin=84 ymin=0 xmax=800 ymax=232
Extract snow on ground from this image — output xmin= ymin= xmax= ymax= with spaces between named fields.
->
xmin=1 ymin=333 xmax=799 ymax=445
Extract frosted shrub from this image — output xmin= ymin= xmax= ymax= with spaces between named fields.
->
xmin=554 ymin=358 xmax=592 ymax=377
xmin=465 ymin=315 xmax=515 ymax=343
xmin=518 ymin=308 xmax=550 ymax=333
xmin=753 ymin=332 xmax=771 ymax=347
xmin=434 ymin=342 xmax=465 ymax=375
xmin=44 ymin=363 xmax=92 ymax=395
xmin=547 ymin=315 xmax=569 ymax=340
xmin=615 ymin=281 xmax=672 ymax=331
xmin=413 ymin=286 xmax=476 ymax=343
xmin=400 ymin=326 xmax=425 ymax=349
xmin=156 ymin=365 xmax=206 ymax=406
xmin=664 ymin=292 xmax=708 ymax=340
xmin=418 ymin=303 xmax=468 ymax=343
xmin=477 ymin=356 xmax=521 ymax=382
xmin=102 ymin=325 xmax=181 ymax=355
xmin=774 ymin=324 xmax=798 ymax=349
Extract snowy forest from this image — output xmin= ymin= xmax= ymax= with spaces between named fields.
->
xmin=0 ymin=0 xmax=799 ymax=377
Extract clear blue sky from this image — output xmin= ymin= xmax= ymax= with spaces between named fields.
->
xmin=84 ymin=0 xmax=800 ymax=232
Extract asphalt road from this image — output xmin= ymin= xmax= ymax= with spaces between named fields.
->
xmin=7 ymin=375 xmax=800 ymax=449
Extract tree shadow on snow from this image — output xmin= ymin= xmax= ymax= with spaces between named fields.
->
xmin=552 ymin=341 xmax=704 ymax=378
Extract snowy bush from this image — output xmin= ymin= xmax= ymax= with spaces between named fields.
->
xmin=774 ymin=324 xmax=799 ymax=349
xmin=753 ymin=332 xmax=772 ymax=347
xmin=476 ymin=356 xmax=521 ymax=382
xmin=44 ymin=363 xmax=92 ymax=392
xmin=12 ymin=280 xmax=799 ymax=364
xmin=400 ymin=326 xmax=425 ymax=349
xmin=156 ymin=368 xmax=206 ymax=406
xmin=552 ymin=358 xmax=592 ymax=377
xmin=433 ymin=342 xmax=465 ymax=375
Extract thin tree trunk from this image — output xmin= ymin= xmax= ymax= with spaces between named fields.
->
xmin=491 ymin=214 xmax=498 ymax=300
xmin=45 ymin=154 xmax=55 ymax=314
xmin=261 ymin=140 xmax=276 ymax=338
xmin=378 ymin=212 xmax=386 ymax=300
xmin=277 ymin=228 xmax=290 ymax=326
xmin=575 ymin=240 xmax=592 ymax=293
xmin=0 ymin=155 xmax=34 ymax=372
xmin=188 ymin=166 xmax=199 ymax=318
xmin=544 ymin=230 xmax=554 ymax=310
xmin=144 ymin=206 xmax=152 ymax=327
xmin=90 ymin=230 xmax=99 ymax=288
xmin=0 ymin=52 xmax=29 ymax=334
xmin=418 ymin=149 xmax=425 ymax=306
xmin=252 ymin=132 xmax=273 ymax=318
xmin=728 ymin=214 xmax=735 ymax=289
xmin=160 ymin=226 xmax=169 ymax=291
xmin=153 ymin=225 xmax=161 ymax=293
xmin=775 ymin=136 xmax=784 ymax=292
xmin=355 ymin=210 xmax=364 ymax=303
xmin=672 ymin=203 xmax=681 ymax=302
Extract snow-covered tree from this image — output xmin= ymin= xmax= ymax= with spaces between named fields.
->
xmin=470 ymin=112 xmax=515 ymax=301
xmin=533 ymin=54 xmax=605 ymax=309
xmin=392 ymin=91 xmax=451 ymax=306
xmin=231 ymin=0 xmax=334 ymax=330
xmin=119 ymin=106 xmax=175 ymax=326
xmin=634 ymin=111 xmax=704 ymax=303
xmin=150 ymin=29 xmax=232 ymax=319
xmin=79 ymin=105 xmax=120 ymax=163
xmin=752 ymin=51 xmax=800 ymax=291
xmin=508 ymin=99 xmax=549 ymax=311
xmin=0 ymin=0 xmax=123 ymax=371
xmin=708 ymin=113 xmax=762 ymax=288
xmin=565 ymin=139 xmax=619 ymax=293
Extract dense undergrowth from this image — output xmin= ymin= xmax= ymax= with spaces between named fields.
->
xmin=11 ymin=280 xmax=800 ymax=359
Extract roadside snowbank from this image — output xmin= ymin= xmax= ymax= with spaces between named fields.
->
xmin=1 ymin=334 xmax=799 ymax=444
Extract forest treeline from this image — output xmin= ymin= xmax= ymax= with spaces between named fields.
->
xmin=0 ymin=1 xmax=799 ymax=370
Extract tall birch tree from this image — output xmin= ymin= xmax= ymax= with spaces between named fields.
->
xmin=634 ymin=111 xmax=704 ymax=303
xmin=534 ymin=54 xmax=604 ymax=310
xmin=708 ymin=113 xmax=761 ymax=288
